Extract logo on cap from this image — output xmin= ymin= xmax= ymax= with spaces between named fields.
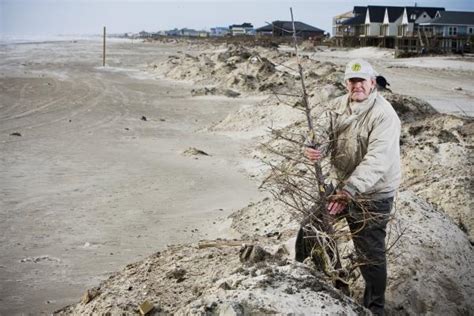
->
xmin=351 ymin=63 xmax=361 ymax=72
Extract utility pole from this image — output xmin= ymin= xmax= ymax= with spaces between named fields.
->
xmin=103 ymin=26 xmax=106 ymax=67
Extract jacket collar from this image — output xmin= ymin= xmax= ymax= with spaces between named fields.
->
xmin=334 ymin=89 xmax=378 ymax=116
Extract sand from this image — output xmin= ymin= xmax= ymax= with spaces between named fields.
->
xmin=0 ymin=39 xmax=266 ymax=314
xmin=1 ymin=38 xmax=472 ymax=315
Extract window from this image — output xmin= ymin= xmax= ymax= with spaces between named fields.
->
xmin=436 ymin=26 xmax=443 ymax=36
xmin=398 ymin=25 xmax=407 ymax=36
xmin=448 ymin=27 xmax=458 ymax=36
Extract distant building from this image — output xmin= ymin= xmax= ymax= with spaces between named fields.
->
xmin=197 ymin=30 xmax=209 ymax=38
xmin=210 ymin=27 xmax=230 ymax=37
xmin=333 ymin=9 xmax=362 ymax=38
xmin=393 ymin=6 xmax=445 ymax=50
xmin=165 ymin=28 xmax=208 ymax=37
xmin=181 ymin=28 xmax=200 ymax=37
xmin=255 ymin=21 xmax=325 ymax=40
xmin=229 ymin=23 xmax=254 ymax=36
xmin=138 ymin=31 xmax=152 ymax=38
xmin=333 ymin=6 xmax=367 ymax=46
xmin=165 ymin=28 xmax=181 ymax=37
xmin=255 ymin=24 xmax=273 ymax=36
xmin=331 ymin=5 xmax=474 ymax=53
xmin=419 ymin=11 xmax=474 ymax=53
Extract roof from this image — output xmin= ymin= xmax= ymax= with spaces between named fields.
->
xmin=421 ymin=11 xmax=474 ymax=25
xmin=354 ymin=6 xmax=366 ymax=15
xmin=367 ymin=6 xmax=387 ymax=23
xmin=256 ymin=21 xmax=325 ymax=33
xmin=386 ymin=7 xmax=405 ymax=22
xmin=340 ymin=5 xmax=446 ymax=25
xmin=405 ymin=7 xmax=445 ymax=22
xmin=367 ymin=6 xmax=444 ymax=23
xmin=230 ymin=23 xmax=253 ymax=28
xmin=341 ymin=14 xmax=366 ymax=25
xmin=256 ymin=24 xmax=273 ymax=32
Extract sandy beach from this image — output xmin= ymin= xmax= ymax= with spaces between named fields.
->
xmin=1 ymin=38 xmax=473 ymax=315
xmin=0 ymin=39 xmax=266 ymax=314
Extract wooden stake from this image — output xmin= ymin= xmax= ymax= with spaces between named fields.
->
xmin=103 ymin=26 xmax=106 ymax=67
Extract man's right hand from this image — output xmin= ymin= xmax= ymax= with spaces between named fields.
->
xmin=327 ymin=190 xmax=352 ymax=215
xmin=304 ymin=147 xmax=322 ymax=162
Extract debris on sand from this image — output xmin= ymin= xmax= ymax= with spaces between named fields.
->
xmin=165 ymin=266 xmax=187 ymax=281
xmin=224 ymin=89 xmax=241 ymax=98
xmin=20 ymin=255 xmax=60 ymax=263
xmin=239 ymin=244 xmax=271 ymax=263
xmin=10 ymin=132 xmax=22 ymax=136
xmin=190 ymin=87 xmax=218 ymax=96
xmin=153 ymin=44 xmax=299 ymax=94
xmin=190 ymin=87 xmax=240 ymax=98
xmin=81 ymin=287 xmax=100 ymax=305
xmin=140 ymin=116 xmax=147 ymax=121
xmin=182 ymin=147 xmax=210 ymax=157
xmin=138 ymin=300 xmax=155 ymax=315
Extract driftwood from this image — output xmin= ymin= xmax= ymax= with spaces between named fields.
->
xmin=197 ymin=240 xmax=244 ymax=249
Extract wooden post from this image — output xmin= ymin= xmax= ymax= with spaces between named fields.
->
xmin=103 ymin=26 xmax=106 ymax=67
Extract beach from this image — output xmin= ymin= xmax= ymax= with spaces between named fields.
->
xmin=0 ymin=39 xmax=265 ymax=314
xmin=1 ymin=38 xmax=473 ymax=315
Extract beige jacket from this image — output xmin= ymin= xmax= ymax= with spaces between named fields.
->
xmin=321 ymin=89 xmax=401 ymax=199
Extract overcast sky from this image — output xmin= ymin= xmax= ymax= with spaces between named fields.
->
xmin=1 ymin=0 xmax=473 ymax=37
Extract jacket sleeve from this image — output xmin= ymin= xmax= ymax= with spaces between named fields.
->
xmin=343 ymin=111 xmax=400 ymax=196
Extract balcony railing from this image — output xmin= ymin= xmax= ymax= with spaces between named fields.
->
xmin=336 ymin=31 xmax=366 ymax=37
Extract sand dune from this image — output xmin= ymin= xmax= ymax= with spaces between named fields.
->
xmin=1 ymin=38 xmax=472 ymax=315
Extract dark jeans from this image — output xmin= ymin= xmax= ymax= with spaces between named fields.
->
xmin=345 ymin=197 xmax=393 ymax=316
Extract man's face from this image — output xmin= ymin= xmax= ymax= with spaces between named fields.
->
xmin=346 ymin=77 xmax=376 ymax=102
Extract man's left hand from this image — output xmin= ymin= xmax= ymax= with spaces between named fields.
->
xmin=327 ymin=190 xmax=352 ymax=215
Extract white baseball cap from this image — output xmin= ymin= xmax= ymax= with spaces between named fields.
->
xmin=344 ymin=59 xmax=376 ymax=81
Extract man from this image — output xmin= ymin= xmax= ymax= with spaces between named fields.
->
xmin=305 ymin=59 xmax=401 ymax=315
